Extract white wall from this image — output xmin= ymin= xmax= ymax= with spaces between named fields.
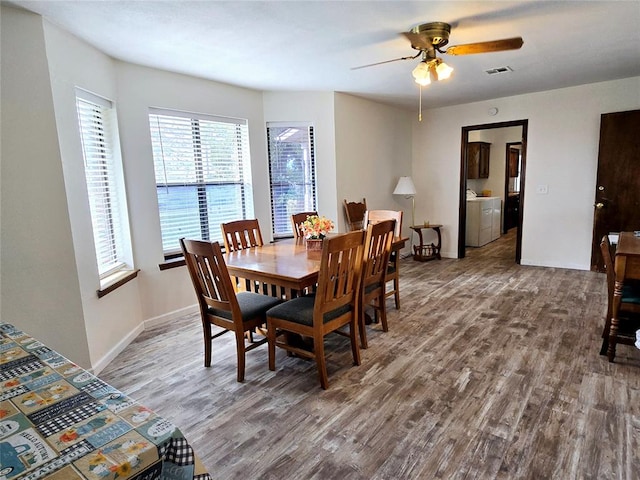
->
xmin=413 ymin=77 xmax=640 ymax=268
xmin=115 ymin=63 xmax=268 ymax=325
xmin=43 ymin=16 xmax=146 ymax=373
xmin=1 ymin=6 xmax=90 ymax=367
xmin=333 ymin=94 xmax=414 ymax=249
xmin=263 ymin=92 xmax=338 ymax=230
xmin=1 ymin=6 xmax=269 ymax=372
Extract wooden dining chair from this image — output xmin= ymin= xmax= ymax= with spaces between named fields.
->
xmin=343 ymin=198 xmax=367 ymax=231
xmin=599 ymin=235 xmax=640 ymax=361
xmin=221 ymin=219 xmax=263 ymax=252
xmin=359 ymin=219 xmax=396 ymax=349
xmin=291 ymin=211 xmax=318 ymax=238
xmin=364 ymin=209 xmax=403 ymax=309
xmin=180 ymin=238 xmax=282 ymax=382
xmin=266 ymin=230 xmax=365 ymax=389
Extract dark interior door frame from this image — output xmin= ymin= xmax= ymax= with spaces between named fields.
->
xmin=504 ymin=142 xmax=522 ymax=234
xmin=458 ymin=119 xmax=528 ymax=261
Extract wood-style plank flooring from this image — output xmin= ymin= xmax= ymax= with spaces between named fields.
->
xmin=100 ymin=231 xmax=640 ymax=479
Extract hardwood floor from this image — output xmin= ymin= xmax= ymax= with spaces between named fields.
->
xmin=100 ymin=231 xmax=640 ymax=479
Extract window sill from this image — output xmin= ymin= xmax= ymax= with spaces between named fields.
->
xmin=97 ymin=269 xmax=140 ymax=298
xmin=159 ymin=257 xmax=185 ymax=271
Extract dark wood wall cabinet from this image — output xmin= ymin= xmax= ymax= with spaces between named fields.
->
xmin=467 ymin=142 xmax=491 ymax=179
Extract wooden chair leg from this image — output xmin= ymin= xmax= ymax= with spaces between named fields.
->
xmin=358 ymin=309 xmax=368 ymax=349
xmin=314 ymin=335 xmax=329 ymax=390
xmin=203 ymin=321 xmax=213 ymax=368
xmin=379 ymin=295 xmax=389 ymax=333
xmin=600 ymin=333 xmax=610 ymax=356
xmin=393 ymin=277 xmax=400 ymax=309
xmin=350 ymin=320 xmax=361 ymax=367
xmin=235 ymin=331 xmax=246 ymax=382
xmin=268 ymin=323 xmax=277 ymax=371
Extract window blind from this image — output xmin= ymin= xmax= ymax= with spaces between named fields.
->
xmin=267 ymin=124 xmax=316 ymax=238
xmin=149 ymin=110 xmax=253 ymax=255
xmin=76 ymin=94 xmax=127 ymax=277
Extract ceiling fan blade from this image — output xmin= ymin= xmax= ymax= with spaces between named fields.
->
xmin=351 ymin=52 xmax=420 ymax=70
xmin=445 ymin=37 xmax=523 ymax=56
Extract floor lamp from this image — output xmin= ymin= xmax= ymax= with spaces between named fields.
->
xmin=393 ymin=176 xmax=417 ymax=228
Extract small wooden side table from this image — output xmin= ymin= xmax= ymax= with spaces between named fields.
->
xmin=410 ymin=224 xmax=442 ymax=261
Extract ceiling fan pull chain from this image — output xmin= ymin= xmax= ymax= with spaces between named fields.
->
xmin=418 ymin=84 xmax=423 ymax=122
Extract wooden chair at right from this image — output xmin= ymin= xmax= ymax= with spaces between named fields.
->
xmin=343 ymin=198 xmax=367 ymax=231
xmin=359 ymin=219 xmax=396 ymax=349
xmin=221 ymin=219 xmax=263 ymax=252
xmin=266 ymin=230 xmax=365 ymax=389
xmin=364 ymin=209 xmax=403 ymax=310
xmin=599 ymin=235 xmax=640 ymax=361
xmin=180 ymin=238 xmax=281 ymax=382
xmin=291 ymin=211 xmax=318 ymax=238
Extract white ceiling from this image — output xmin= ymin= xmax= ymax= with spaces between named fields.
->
xmin=9 ymin=0 xmax=640 ymax=110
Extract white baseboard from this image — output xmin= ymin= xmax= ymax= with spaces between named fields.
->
xmin=91 ymin=322 xmax=144 ymax=375
xmin=91 ymin=304 xmax=198 ymax=375
xmin=144 ymin=304 xmax=199 ymax=329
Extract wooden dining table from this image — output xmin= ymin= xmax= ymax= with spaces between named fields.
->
xmin=225 ymin=234 xmax=407 ymax=300
xmin=609 ymin=231 xmax=640 ymax=359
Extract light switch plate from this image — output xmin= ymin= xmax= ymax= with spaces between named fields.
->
xmin=536 ymin=184 xmax=549 ymax=194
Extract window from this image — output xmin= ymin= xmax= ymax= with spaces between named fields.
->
xmin=267 ymin=123 xmax=316 ymax=238
xmin=149 ymin=109 xmax=254 ymax=256
xmin=76 ymin=90 xmax=132 ymax=280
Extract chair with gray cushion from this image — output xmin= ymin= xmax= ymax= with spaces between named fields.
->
xmin=364 ymin=209 xmax=403 ymax=309
xmin=266 ymin=230 xmax=365 ymax=389
xmin=180 ymin=238 xmax=281 ymax=382
xmin=359 ymin=219 xmax=395 ymax=349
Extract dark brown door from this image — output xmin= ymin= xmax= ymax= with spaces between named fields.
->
xmin=591 ymin=109 xmax=640 ymax=271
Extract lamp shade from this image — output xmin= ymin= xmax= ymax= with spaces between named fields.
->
xmin=393 ymin=176 xmax=417 ymax=196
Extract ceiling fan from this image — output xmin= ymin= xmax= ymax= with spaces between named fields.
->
xmin=353 ymin=22 xmax=523 ymax=120
xmin=354 ymin=22 xmax=523 ymax=84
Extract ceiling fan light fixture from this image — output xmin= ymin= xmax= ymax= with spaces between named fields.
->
xmin=435 ymin=60 xmax=453 ymax=80
xmin=412 ymin=62 xmax=431 ymax=85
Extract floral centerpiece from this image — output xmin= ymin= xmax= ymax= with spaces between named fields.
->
xmin=300 ymin=215 xmax=334 ymax=239
xmin=300 ymin=215 xmax=334 ymax=250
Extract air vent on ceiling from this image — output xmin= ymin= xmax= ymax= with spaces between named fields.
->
xmin=485 ymin=66 xmax=513 ymax=75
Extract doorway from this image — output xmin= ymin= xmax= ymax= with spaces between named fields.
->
xmin=457 ymin=119 xmax=528 ymax=262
